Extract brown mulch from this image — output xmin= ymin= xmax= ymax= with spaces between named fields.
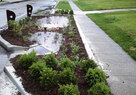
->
xmin=9 ymin=15 xmax=90 ymax=95
xmin=10 ymin=55 xmax=89 ymax=95
xmin=0 ymin=15 xmax=64 ymax=47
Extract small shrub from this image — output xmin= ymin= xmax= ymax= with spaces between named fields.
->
xmin=29 ymin=61 xmax=46 ymax=79
xmin=23 ymin=36 xmax=28 ymax=42
xmin=64 ymin=9 xmax=69 ymax=14
xmin=69 ymin=10 xmax=73 ymax=14
xmin=18 ymin=51 xmax=37 ymax=69
xmin=88 ymin=82 xmax=110 ymax=95
xmin=61 ymin=9 xmax=65 ymax=14
xmin=59 ymin=68 xmax=77 ymax=85
xmin=8 ymin=20 xmax=22 ymax=37
xmin=40 ymin=67 xmax=58 ymax=89
xmin=42 ymin=53 xmax=58 ymax=69
xmin=58 ymin=84 xmax=80 ymax=95
xmin=60 ymin=58 xmax=75 ymax=71
xmin=85 ymin=68 xmax=106 ymax=87
xmin=80 ymin=59 xmax=98 ymax=72
xmin=70 ymin=42 xmax=80 ymax=55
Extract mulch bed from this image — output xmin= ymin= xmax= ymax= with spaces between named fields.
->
xmin=9 ymin=14 xmax=90 ymax=95
xmin=10 ymin=55 xmax=89 ymax=95
xmin=0 ymin=14 xmax=64 ymax=47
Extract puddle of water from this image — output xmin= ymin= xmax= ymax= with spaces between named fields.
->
xmin=29 ymin=32 xmax=63 ymax=53
xmin=38 ymin=16 xmax=69 ymax=28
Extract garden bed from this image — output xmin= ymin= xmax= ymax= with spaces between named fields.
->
xmin=9 ymin=11 xmax=111 ymax=95
xmin=0 ymin=14 xmax=67 ymax=47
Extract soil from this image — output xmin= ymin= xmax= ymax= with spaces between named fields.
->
xmin=9 ymin=15 xmax=111 ymax=95
xmin=9 ymin=15 xmax=90 ymax=95
xmin=0 ymin=14 xmax=65 ymax=47
xmin=56 ymin=15 xmax=88 ymax=61
xmin=10 ymin=55 xmax=89 ymax=95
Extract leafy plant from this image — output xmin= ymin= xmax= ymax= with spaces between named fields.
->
xmin=60 ymin=53 xmax=67 ymax=59
xmin=58 ymin=84 xmax=80 ymax=95
xmin=8 ymin=20 xmax=22 ymax=37
xmin=68 ymin=31 xmax=75 ymax=37
xmin=69 ymin=10 xmax=73 ymax=14
xmin=42 ymin=53 xmax=58 ymax=69
xmin=62 ymin=27 xmax=66 ymax=35
xmin=40 ymin=67 xmax=58 ymax=89
xmin=23 ymin=36 xmax=28 ymax=42
xmin=70 ymin=42 xmax=80 ymax=55
xmin=80 ymin=59 xmax=98 ymax=72
xmin=29 ymin=61 xmax=46 ymax=79
xmin=61 ymin=45 xmax=68 ymax=54
xmin=64 ymin=9 xmax=69 ymax=14
xmin=18 ymin=51 xmax=37 ymax=69
xmin=60 ymin=58 xmax=75 ymax=71
xmin=28 ymin=32 xmax=32 ymax=37
xmin=85 ymin=68 xmax=106 ymax=87
xmin=80 ymin=52 xmax=85 ymax=57
xmin=88 ymin=82 xmax=110 ymax=95
xmin=54 ymin=33 xmax=59 ymax=40
xmin=59 ymin=68 xmax=77 ymax=85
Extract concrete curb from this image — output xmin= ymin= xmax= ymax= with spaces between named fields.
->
xmin=4 ymin=65 xmax=30 ymax=95
xmin=73 ymin=15 xmax=103 ymax=69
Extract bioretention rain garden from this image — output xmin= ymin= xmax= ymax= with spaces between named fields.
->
xmin=0 ymin=1 xmax=111 ymax=95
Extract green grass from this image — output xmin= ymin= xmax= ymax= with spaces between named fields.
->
xmin=74 ymin=0 xmax=136 ymax=11
xmin=56 ymin=0 xmax=72 ymax=10
xmin=87 ymin=11 xmax=136 ymax=60
xmin=0 ymin=0 xmax=5 ymax=2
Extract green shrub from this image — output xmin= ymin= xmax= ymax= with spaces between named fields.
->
xmin=80 ymin=59 xmax=98 ymax=72
xmin=8 ymin=20 xmax=22 ymax=37
xmin=18 ymin=51 xmax=37 ymax=69
xmin=42 ymin=53 xmax=58 ymax=69
xmin=69 ymin=10 xmax=73 ymax=14
xmin=40 ymin=67 xmax=58 ymax=89
xmin=85 ymin=68 xmax=106 ymax=87
xmin=58 ymin=84 xmax=80 ymax=95
xmin=64 ymin=9 xmax=69 ymax=14
xmin=59 ymin=68 xmax=77 ymax=85
xmin=61 ymin=9 xmax=65 ymax=14
xmin=88 ymin=82 xmax=110 ymax=95
xmin=29 ymin=61 xmax=46 ymax=79
xmin=60 ymin=58 xmax=75 ymax=71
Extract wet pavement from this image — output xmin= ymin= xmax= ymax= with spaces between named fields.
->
xmin=0 ymin=72 xmax=19 ymax=95
xmin=0 ymin=0 xmax=57 ymax=29
xmin=68 ymin=0 xmax=136 ymax=95
xmin=0 ymin=46 xmax=8 ymax=74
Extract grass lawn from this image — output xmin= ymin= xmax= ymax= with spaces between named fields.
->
xmin=87 ymin=11 xmax=136 ymax=60
xmin=56 ymin=0 xmax=72 ymax=10
xmin=74 ymin=0 xmax=136 ymax=11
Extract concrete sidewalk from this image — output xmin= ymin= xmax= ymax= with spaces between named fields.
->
xmin=75 ymin=8 xmax=136 ymax=14
xmin=68 ymin=0 xmax=136 ymax=95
